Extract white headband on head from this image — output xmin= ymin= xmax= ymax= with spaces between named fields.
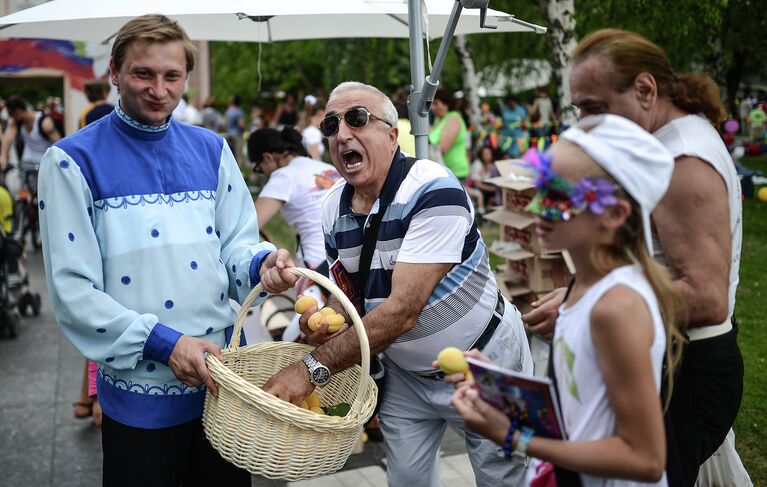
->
xmin=560 ymin=114 xmax=674 ymax=255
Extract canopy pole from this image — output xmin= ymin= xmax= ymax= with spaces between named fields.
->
xmin=407 ymin=0 xmax=429 ymax=159
xmin=408 ymin=0 xmax=489 ymax=159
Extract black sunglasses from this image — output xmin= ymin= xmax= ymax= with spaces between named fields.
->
xmin=319 ymin=107 xmax=392 ymax=137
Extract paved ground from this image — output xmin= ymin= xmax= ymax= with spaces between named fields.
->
xmin=0 ymin=252 xmax=477 ymax=487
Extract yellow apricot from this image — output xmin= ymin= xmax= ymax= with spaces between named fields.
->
xmin=294 ymin=295 xmax=319 ymax=314
xmin=307 ymin=311 xmax=326 ymax=331
xmin=437 ymin=347 xmax=469 ymax=374
xmin=307 ymin=392 xmax=321 ymax=409
xmin=321 ymin=307 xmax=336 ymax=316
xmin=310 ymin=406 xmax=325 ymax=414
xmin=300 ymin=400 xmax=309 ymax=410
xmin=325 ymin=314 xmax=345 ymax=333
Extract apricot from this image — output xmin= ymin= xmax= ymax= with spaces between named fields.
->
xmin=325 ymin=314 xmax=345 ymax=333
xmin=294 ymin=295 xmax=319 ymax=314
xmin=321 ymin=307 xmax=336 ymax=316
xmin=306 ymin=392 xmax=321 ymax=409
xmin=437 ymin=347 xmax=469 ymax=374
xmin=307 ymin=311 xmax=326 ymax=331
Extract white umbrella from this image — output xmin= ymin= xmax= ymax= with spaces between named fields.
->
xmin=0 ymin=0 xmax=546 ymax=157
xmin=0 ymin=0 xmax=543 ymax=42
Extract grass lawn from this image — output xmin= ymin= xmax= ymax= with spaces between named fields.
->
xmin=733 ymin=154 xmax=767 ymax=484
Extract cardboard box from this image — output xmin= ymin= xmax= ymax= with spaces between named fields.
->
xmin=501 ymin=187 xmax=536 ymax=214
xmin=485 ymin=209 xmax=557 ymax=255
xmin=504 ymin=254 xmax=572 ymax=293
xmin=486 ymin=159 xmax=537 ymax=215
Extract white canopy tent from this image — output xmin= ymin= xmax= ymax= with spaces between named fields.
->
xmin=0 ymin=0 xmax=547 ymax=157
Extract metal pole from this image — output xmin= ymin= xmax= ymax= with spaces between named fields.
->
xmin=407 ymin=0 xmax=429 ymax=159
xmin=418 ymin=1 xmax=463 ymax=117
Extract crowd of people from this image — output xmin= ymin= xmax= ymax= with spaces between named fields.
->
xmin=0 ymin=11 xmax=754 ymax=487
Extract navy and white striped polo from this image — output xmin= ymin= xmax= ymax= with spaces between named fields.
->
xmin=322 ymin=152 xmax=499 ymax=372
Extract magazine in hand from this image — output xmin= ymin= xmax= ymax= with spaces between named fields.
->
xmin=467 ymin=357 xmax=565 ymax=439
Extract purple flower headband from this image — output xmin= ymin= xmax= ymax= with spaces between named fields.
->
xmin=521 ymin=148 xmax=619 ymax=220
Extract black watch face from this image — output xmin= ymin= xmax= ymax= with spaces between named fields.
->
xmin=312 ymin=366 xmax=331 ymax=385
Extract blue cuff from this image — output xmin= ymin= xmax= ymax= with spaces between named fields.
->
xmin=144 ymin=323 xmax=183 ymax=366
xmin=249 ymin=250 xmax=273 ymax=287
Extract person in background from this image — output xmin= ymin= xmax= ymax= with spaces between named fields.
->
xmin=175 ymin=93 xmax=202 ymax=126
xmin=225 ymin=94 xmax=245 ymax=165
xmin=748 ymin=103 xmax=766 ymax=141
xmin=298 ymin=97 xmax=327 ymax=161
xmin=428 ymin=87 xmax=470 ymax=181
xmin=83 ymin=80 xmax=115 ymax=127
xmin=394 ymin=101 xmax=416 ymax=157
xmin=201 ymin=96 xmax=223 ymax=132
xmin=272 ymin=93 xmax=299 ymax=129
xmin=529 ymin=87 xmax=556 ymax=137
xmin=737 ymin=95 xmax=753 ymax=135
xmin=247 ymin=126 xmax=339 ymax=273
xmin=249 ymin=105 xmax=265 ymax=133
xmin=468 ymin=146 xmax=501 ymax=216
xmin=499 ymin=95 xmax=528 ymax=157
xmin=0 ymin=95 xmax=62 ymax=196
xmin=38 ymin=15 xmax=296 ymax=486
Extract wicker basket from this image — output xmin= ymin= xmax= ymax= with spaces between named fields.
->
xmin=202 ymin=267 xmax=378 ymax=481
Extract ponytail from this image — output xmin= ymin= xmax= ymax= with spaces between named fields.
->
xmin=671 ymin=73 xmax=726 ymax=124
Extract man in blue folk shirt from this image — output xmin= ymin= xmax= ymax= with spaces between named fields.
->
xmin=38 ymin=15 xmax=296 ymax=486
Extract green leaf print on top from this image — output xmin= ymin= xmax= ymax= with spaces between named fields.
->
xmin=555 ymin=336 xmax=580 ymax=403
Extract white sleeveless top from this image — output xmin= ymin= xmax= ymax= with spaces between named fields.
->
xmin=553 ymin=265 xmax=668 ymax=487
xmin=21 ymin=112 xmax=54 ymax=167
xmin=653 ymin=115 xmax=742 ymax=326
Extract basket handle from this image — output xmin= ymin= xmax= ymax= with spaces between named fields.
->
xmin=229 ymin=267 xmax=371 ymax=414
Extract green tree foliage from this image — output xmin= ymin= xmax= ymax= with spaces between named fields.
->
xmin=210 ymin=1 xmax=766 ymax=113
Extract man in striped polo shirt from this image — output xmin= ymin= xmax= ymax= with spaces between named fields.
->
xmin=263 ymin=82 xmax=532 ymax=486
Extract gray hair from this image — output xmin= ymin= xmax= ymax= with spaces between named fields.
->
xmin=328 ymin=81 xmax=398 ymax=127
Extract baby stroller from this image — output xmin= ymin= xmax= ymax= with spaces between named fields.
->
xmin=0 ymin=183 xmax=41 ymax=338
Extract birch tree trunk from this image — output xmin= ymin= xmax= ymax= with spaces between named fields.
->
xmin=541 ymin=0 xmax=577 ymax=126
xmin=454 ymin=34 xmax=482 ymax=131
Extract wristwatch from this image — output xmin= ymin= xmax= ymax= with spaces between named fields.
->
xmin=302 ymin=354 xmax=331 ymax=387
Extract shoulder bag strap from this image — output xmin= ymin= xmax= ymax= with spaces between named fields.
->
xmin=352 ymin=156 xmax=417 ymax=309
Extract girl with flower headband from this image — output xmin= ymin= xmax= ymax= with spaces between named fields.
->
xmin=450 ymin=114 xmax=686 ymax=486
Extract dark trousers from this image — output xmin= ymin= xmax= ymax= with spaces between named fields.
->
xmin=102 ymin=415 xmax=251 ymax=487
xmin=664 ymin=326 xmax=744 ymax=487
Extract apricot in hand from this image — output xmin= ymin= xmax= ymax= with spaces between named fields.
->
xmin=294 ymin=295 xmax=319 ymax=314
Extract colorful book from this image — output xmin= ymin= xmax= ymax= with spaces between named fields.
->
xmin=467 ymin=357 xmax=566 ymax=439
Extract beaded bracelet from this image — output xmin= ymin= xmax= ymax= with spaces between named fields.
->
xmin=502 ymin=419 xmax=519 ymax=459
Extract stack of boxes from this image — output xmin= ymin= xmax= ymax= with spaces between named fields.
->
xmin=483 ymin=160 xmax=575 ymax=377
xmin=484 ymin=160 xmax=574 ymax=315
